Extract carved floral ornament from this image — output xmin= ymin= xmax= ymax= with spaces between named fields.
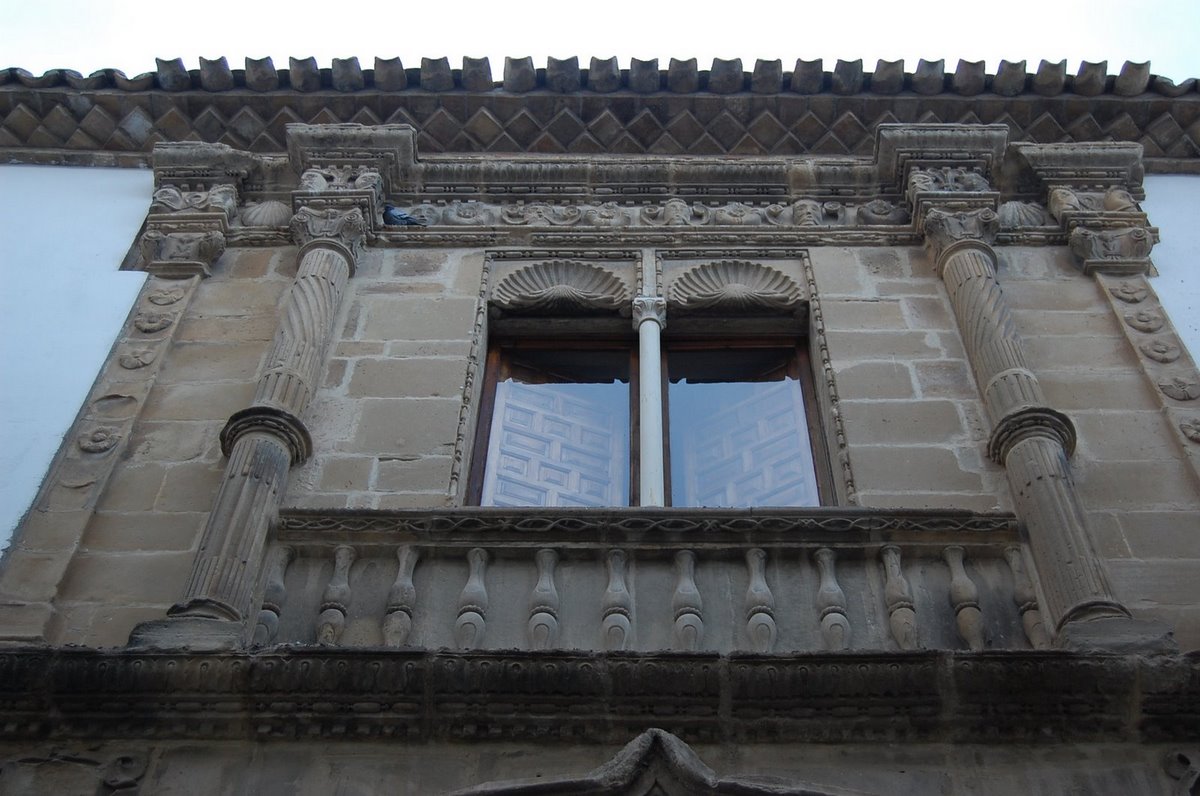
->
xmin=78 ymin=426 xmax=120 ymax=453
xmin=908 ymin=165 xmax=992 ymax=195
xmin=1109 ymin=281 xmax=1148 ymax=303
xmin=134 ymin=312 xmax=175 ymax=333
xmin=668 ymin=260 xmax=802 ymax=315
xmin=1140 ymin=338 xmax=1182 ymax=363
xmin=1125 ymin=309 xmax=1165 ymax=334
xmin=491 ymin=260 xmax=631 ymax=316
xmin=118 ymin=348 xmax=157 ymax=369
xmin=147 ymin=287 xmax=185 ymax=305
xmin=1180 ymin=417 xmax=1200 ymax=443
xmin=1160 ymin=376 xmax=1200 ymax=402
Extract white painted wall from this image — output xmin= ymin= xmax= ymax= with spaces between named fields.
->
xmin=1142 ymin=175 xmax=1200 ymax=359
xmin=0 ymin=165 xmax=151 ymax=549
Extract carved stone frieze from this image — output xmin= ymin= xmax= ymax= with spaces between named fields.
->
xmin=856 ymin=199 xmax=910 ymax=226
xmin=0 ymin=648 xmax=1194 ymax=744
xmin=491 ymin=260 xmax=630 ymax=316
xmin=138 ymin=229 xmax=226 ymax=278
xmin=668 ymin=260 xmax=802 ymax=315
xmin=1068 ymin=227 xmax=1155 ymax=274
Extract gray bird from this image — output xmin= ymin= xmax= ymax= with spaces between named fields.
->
xmin=383 ymin=204 xmax=427 ymax=227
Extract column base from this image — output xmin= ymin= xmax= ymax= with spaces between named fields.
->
xmin=1055 ymin=616 xmax=1178 ymax=654
xmin=127 ymin=615 xmax=246 ymax=651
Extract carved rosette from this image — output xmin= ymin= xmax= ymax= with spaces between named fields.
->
xmin=668 ymin=260 xmax=802 ymax=315
xmin=491 ymin=260 xmax=630 ymax=316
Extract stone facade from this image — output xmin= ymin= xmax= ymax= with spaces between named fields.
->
xmin=1 ymin=58 xmax=1199 ymax=794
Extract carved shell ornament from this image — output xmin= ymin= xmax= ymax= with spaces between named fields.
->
xmin=669 ymin=260 xmax=802 ymax=315
xmin=239 ymin=200 xmax=292 ymax=227
xmin=492 ymin=260 xmax=630 ymax=316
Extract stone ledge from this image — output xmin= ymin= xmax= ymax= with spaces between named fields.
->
xmin=0 ymin=647 xmax=1194 ymax=744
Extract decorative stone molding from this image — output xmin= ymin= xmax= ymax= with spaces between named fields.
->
xmin=667 ymin=260 xmax=803 ymax=315
xmin=1014 ymin=142 xmax=1146 ymax=198
xmin=1095 ymin=272 xmax=1200 ymax=486
xmin=491 ymin=260 xmax=630 ymax=316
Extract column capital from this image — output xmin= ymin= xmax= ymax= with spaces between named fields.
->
xmin=289 ymin=206 xmax=367 ymax=264
xmin=632 ymin=296 xmax=666 ymax=329
xmin=1067 ymin=226 xmax=1156 ymax=275
xmin=921 ymin=207 xmax=1000 ymax=267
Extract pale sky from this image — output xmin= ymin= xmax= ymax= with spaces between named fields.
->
xmin=4 ymin=0 xmax=1200 ymax=82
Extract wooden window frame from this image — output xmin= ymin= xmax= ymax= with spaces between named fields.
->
xmin=468 ymin=334 xmax=834 ymax=507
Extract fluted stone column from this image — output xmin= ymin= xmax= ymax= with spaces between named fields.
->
xmin=130 ymin=206 xmax=365 ymax=650
xmin=923 ymin=207 xmax=1167 ymax=650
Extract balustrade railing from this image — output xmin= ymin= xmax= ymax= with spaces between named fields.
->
xmin=259 ymin=508 xmax=1048 ymax=653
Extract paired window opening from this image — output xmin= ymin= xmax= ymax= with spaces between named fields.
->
xmin=470 ymin=337 xmax=830 ymax=508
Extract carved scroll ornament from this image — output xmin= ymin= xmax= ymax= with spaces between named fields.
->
xmin=491 ymin=260 xmax=630 ymax=315
xmin=289 ymin=206 xmax=367 ymax=260
xmin=1068 ymin=226 xmax=1154 ymax=274
xmin=668 ymin=260 xmax=802 ymax=314
xmin=150 ymin=184 xmax=238 ymax=220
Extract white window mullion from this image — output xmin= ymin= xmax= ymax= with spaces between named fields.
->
xmin=633 ymin=296 xmax=667 ymax=507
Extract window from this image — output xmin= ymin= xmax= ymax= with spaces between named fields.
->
xmin=469 ymin=337 xmax=829 ymax=508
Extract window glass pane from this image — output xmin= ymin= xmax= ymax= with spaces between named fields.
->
xmin=668 ymin=348 xmax=819 ymax=508
xmin=481 ymin=349 xmax=629 ymax=507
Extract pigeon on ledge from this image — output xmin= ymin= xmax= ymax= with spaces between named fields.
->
xmin=383 ymin=205 xmax=428 ymax=227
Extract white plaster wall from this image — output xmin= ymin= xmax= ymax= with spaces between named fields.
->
xmin=0 ymin=165 xmax=151 ymax=549
xmin=1142 ymin=175 xmax=1200 ymax=360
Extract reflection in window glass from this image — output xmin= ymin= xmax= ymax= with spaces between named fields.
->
xmin=481 ymin=350 xmax=629 ymax=507
xmin=668 ymin=349 xmax=819 ymax=508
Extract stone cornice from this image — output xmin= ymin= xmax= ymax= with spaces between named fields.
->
xmin=0 ymin=647 xmax=1194 ymax=744
xmin=3 ymin=62 xmax=1197 ymax=172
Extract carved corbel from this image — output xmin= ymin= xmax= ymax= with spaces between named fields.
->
xmin=138 ymin=229 xmax=226 ymax=278
xmin=1068 ymin=226 xmax=1155 ymax=275
xmin=908 ymin=168 xmax=999 ymax=230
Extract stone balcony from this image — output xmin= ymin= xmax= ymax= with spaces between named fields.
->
xmin=261 ymin=508 xmax=1046 ymax=654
